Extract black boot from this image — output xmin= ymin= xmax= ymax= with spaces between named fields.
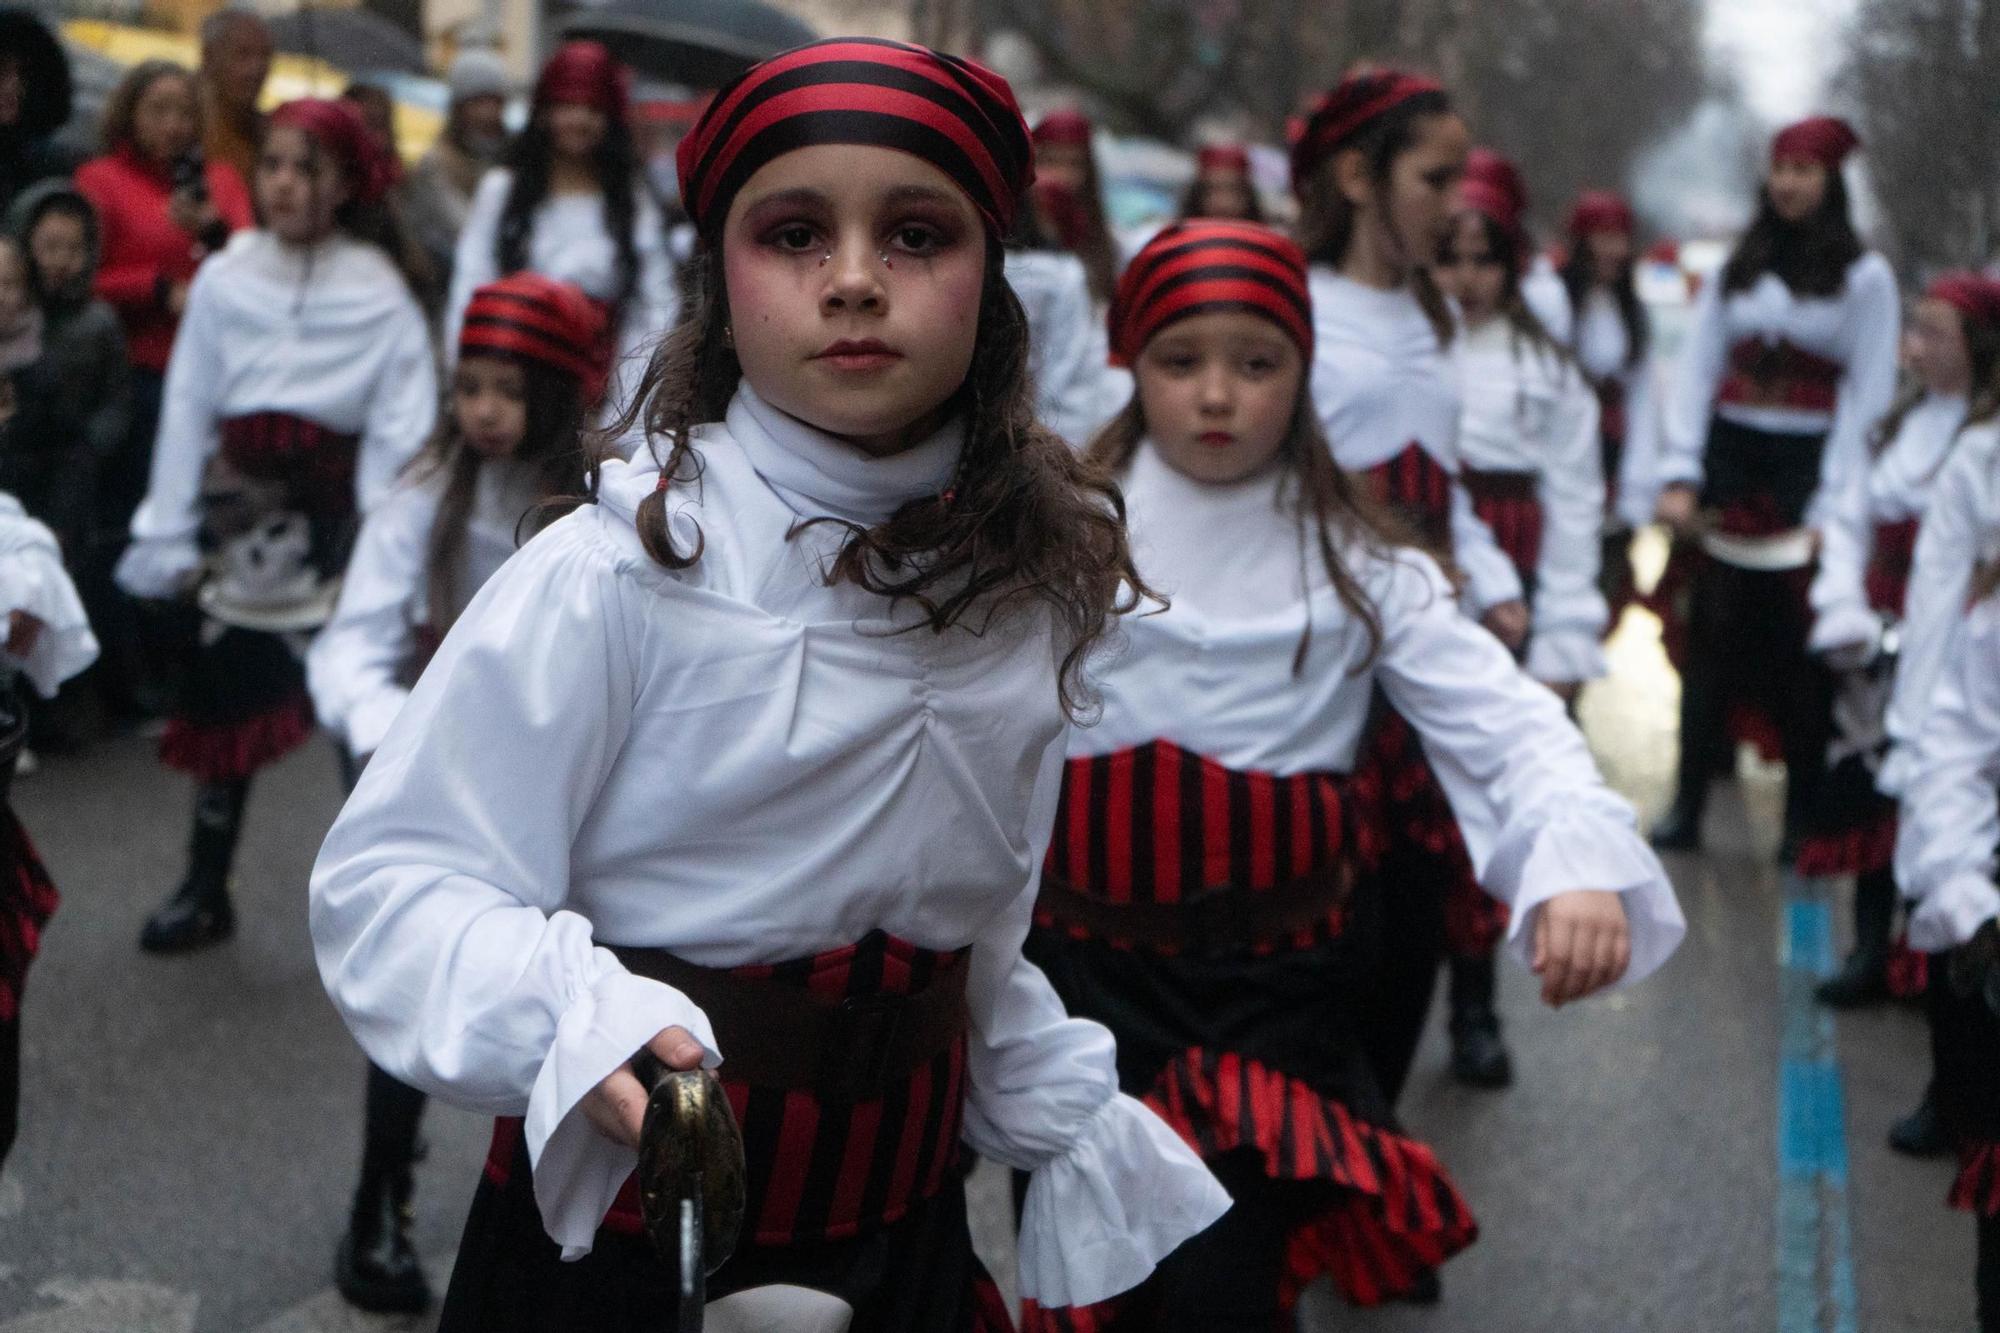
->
xmin=139 ymin=779 xmax=246 ymax=953
xmin=1649 ymin=771 xmax=1708 ymax=852
xmin=1448 ymin=956 xmax=1513 ymax=1088
xmin=1816 ymin=868 xmax=1893 ymax=1007
xmin=334 ymin=1162 xmax=429 ymax=1313
xmin=1889 ymin=1082 xmax=1950 ymax=1158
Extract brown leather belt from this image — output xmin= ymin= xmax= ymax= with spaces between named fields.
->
xmin=1037 ymin=862 xmax=1354 ymax=957
xmin=607 ymin=944 xmax=969 ymax=1102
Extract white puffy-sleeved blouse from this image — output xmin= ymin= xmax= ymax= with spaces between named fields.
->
xmin=306 ymin=461 xmax=546 ymax=758
xmin=115 ymin=232 xmax=436 ymax=600
xmin=444 ymin=168 xmax=681 ymax=418
xmin=309 ymin=384 xmax=1228 ymax=1303
xmin=1092 ymin=445 xmax=1685 ymax=980
xmin=0 ymin=493 xmax=96 ymax=697
xmin=1659 ymin=252 xmax=1900 ymax=529
xmin=1006 ymin=248 xmax=1118 ymax=449
xmin=1896 ymin=594 xmax=2000 ymax=949
xmin=1808 ymin=392 xmax=1968 ymax=656
xmin=1454 ymin=318 xmax=1609 ymax=683
xmin=1571 ymin=287 xmax=1663 ymax=530
xmin=1306 ymin=267 xmax=1523 ymax=613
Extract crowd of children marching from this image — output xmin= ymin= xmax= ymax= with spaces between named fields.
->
xmin=4 ymin=22 xmax=2000 ymax=1331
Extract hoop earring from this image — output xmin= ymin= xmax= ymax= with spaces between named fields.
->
xmin=722 ymin=324 xmax=734 ymax=348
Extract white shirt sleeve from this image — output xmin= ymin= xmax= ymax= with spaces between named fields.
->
xmin=959 ymin=734 xmax=1231 ymax=1308
xmin=443 ymin=170 xmax=509 ymax=368
xmin=1808 ymin=257 xmax=1902 ymax=534
xmin=1035 ymin=261 xmax=1112 ymax=449
xmin=309 ymin=515 xmax=720 ymax=1262
xmin=1805 ymin=447 xmax=1877 ymax=657
xmin=1449 ymin=474 xmax=1526 ymax=612
xmin=117 ymin=263 xmax=225 ymax=599
xmin=1613 ymin=355 xmax=1664 ymax=531
xmin=1659 ymin=274 xmax=1728 ymax=490
xmin=1896 ymin=595 xmax=2000 ymax=949
xmin=0 ymin=495 xmax=97 ymax=697
xmin=306 ymin=479 xmax=437 ymax=757
xmin=1375 ymin=553 xmax=1684 ymax=982
xmin=1524 ymin=365 xmax=1609 ymax=684
xmin=355 ymin=302 xmax=438 ymax=515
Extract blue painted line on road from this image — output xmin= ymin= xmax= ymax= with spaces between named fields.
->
xmin=1776 ymin=876 xmax=1860 ymax=1333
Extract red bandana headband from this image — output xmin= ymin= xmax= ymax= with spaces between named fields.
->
xmin=1197 ymin=143 xmax=1251 ymax=174
xmin=676 ymin=37 xmax=1033 ymax=238
xmin=268 ymin=98 xmax=397 ymax=206
xmin=1568 ymin=190 xmax=1635 ymax=238
xmin=1926 ymin=272 xmax=2000 ymax=330
xmin=1290 ymin=68 xmax=1445 ymax=195
xmin=459 ymin=273 xmax=612 ymax=405
xmin=1771 ymin=115 xmax=1859 ymax=168
xmin=1109 ymin=220 xmax=1313 ymax=367
xmin=535 ymin=40 xmax=631 ymax=123
xmin=1456 ymin=147 xmax=1528 ymax=265
xmin=1032 ymin=109 xmax=1094 ymax=147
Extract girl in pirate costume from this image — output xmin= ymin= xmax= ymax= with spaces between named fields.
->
xmin=1020 ymin=220 xmax=1684 ymax=1330
xmin=310 ymin=39 xmax=1228 ymax=1330
xmin=1649 ymin=116 xmax=1900 ymax=858
xmin=1436 ymin=150 xmax=1608 ymax=700
xmin=307 ymin=273 xmax=608 ymax=1313
xmin=1559 ymin=190 xmax=1659 ymax=625
xmin=446 ymin=41 xmax=678 ymax=416
xmin=1459 ymin=148 xmax=1570 ymax=344
xmin=1807 ymin=274 xmax=2000 ymax=1010
xmin=1292 ymin=69 xmax=1531 ymax=1096
xmin=1178 ymin=144 xmax=1264 ymax=223
xmin=1003 ymin=199 xmax=1115 ymax=449
xmin=1029 ymin=110 xmax=1121 ymax=306
xmin=117 ymin=99 xmax=434 ymax=955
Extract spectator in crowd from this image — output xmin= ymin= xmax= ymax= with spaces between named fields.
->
xmin=197 ymin=9 xmax=272 ymax=185
xmin=0 ymin=9 xmax=74 ymax=215
xmin=399 ymin=47 xmax=510 ymax=317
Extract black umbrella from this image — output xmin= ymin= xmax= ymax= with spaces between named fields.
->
xmin=267 ymin=7 xmax=428 ymax=77
xmin=0 ymin=8 xmax=72 ymax=137
xmin=560 ymin=0 xmax=816 ymax=91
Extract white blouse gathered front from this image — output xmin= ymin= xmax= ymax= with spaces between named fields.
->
xmin=0 ymin=493 xmax=96 ymax=697
xmin=1571 ymin=288 xmax=1663 ymax=530
xmin=306 ymin=460 xmax=546 ymax=758
xmin=116 ymin=232 xmax=436 ymax=600
xmin=1659 ymin=252 xmax=1900 ymax=530
xmin=1096 ymin=446 xmax=1685 ymax=982
xmin=1454 ymin=317 xmax=1608 ymax=683
xmin=1306 ymin=267 xmax=1523 ymax=613
xmin=1809 ymin=392 xmax=1968 ymax=657
xmin=309 ymin=384 xmax=1227 ymax=1301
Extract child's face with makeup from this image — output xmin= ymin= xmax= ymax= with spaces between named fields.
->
xmin=720 ymin=143 xmax=987 ymax=456
xmin=1135 ymin=309 xmax=1302 ymax=485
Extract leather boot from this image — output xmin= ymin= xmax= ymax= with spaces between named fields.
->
xmin=139 ymin=779 xmax=246 ymax=953
xmin=1816 ymin=869 xmax=1893 ymax=1007
xmin=1649 ymin=773 xmax=1707 ymax=852
xmin=1888 ymin=1082 xmax=1950 ymax=1158
xmin=1448 ymin=956 xmax=1513 ymax=1088
xmin=334 ymin=1161 xmax=429 ymax=1313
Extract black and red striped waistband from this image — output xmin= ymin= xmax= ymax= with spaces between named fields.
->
xmin=218 ymin=412 xmax=361 ymax=503
xmin=1357 ymin=443 xmax=1454 ymax=551
xmin=1719 ymin=338 xmax=1841 ymax=414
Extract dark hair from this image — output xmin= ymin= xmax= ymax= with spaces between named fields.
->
xmin=1293 ymin=88 xmax=1457 ymax=346
xmin=600 ymin=239 xmax=1149 ymax=720
xmin=1443 ymin=209 xmax=1567 ymax=360
xmin=18 ymin=191 xmax=95 ymax=299
xmin=1036 ymin=144 xmax=1119 ymax=305
xmin=416 ymin=353 xmax=588 ymax=629
xmin=497 ymin=109 xmax=641 ymax=316
xmin=1721 ymin=169 xmax=1863 ymax=299
xmin=1177 ymin=171 xmax=1266 ymax=225
xmin=1559 ymin=228 xmax=1649 ymax=369
xmin=260 ymin=122 xmax=433 ymax=300
xmin=1085 ymin=355 xmax=1390 ymax=673
xmin=100 ymin=59 xmax=195 ymax=156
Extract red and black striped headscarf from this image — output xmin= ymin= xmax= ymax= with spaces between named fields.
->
xmin=1108 ymin=220 xmax=1313 ymax=366
xmin=1926 ymin=272 xmax=2000 ymax=330
xmin=459 ymin=273 xmax=611 ymax=405
xmin=674 ymin=37 xmax=1033 ymax=239
xmin=1289 ymin=67 xmax=1445 ymax=195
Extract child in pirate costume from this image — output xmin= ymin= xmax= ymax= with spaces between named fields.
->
xmin=1020 ymin=220 xmax=1683 ymax=1329
xmin=307 ymin=273 xmax=608 ymax=1312
xmin=1559 ymin=190 xmax=1659 ymax=625
xmin=1459 ymin=148 xmax=1571 ymax=344
xmin=1437 ymin=151 xmax=1608 ymax=700
xmin=117 ymin=99 xmax=435 ymax=954
xmin=1292 ymin=69 xmax=1530 ymax=1095
xmin=1649 ymin=116 xmax=1900 ymax=859
xmin=310 ymin=39 xmax=1227 ymax=1330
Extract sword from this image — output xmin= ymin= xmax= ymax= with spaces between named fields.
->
xmin=633 ymin=1053 xmax=747 ymax=1333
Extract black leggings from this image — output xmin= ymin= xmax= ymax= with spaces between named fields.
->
xmin=361 ymin=1061 xmax=427 ymax=1184
xmin=1980 ymin=1212 xmax=2000 ymax=1332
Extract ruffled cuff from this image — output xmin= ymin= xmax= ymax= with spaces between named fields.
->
xmin=114 ymin=536 xmax=202 ymax=602
xmin=1013 ymin=1092 xmax=1232 ymax=1308
xmin=0 ymin=549 xmax=98 ymax=697
xmin=1807 ymin=603 xmax=1881 ymax=660
xmin=1457 ymin=545 xmax=1525 ymax=616
xmin=1876 ymin=746 xmax=1914 ymax=800
xmin=1494 ymin=805 xmax=1686 ymax=986
xmin=1909 ymin=874 xmax=2000 ymax=953
xmin=342 ymin=687 xmax=410 ymax=761
xmin=525 ymin=956 xmax=721 ymax=1261
xmin=1525 ymin=629 xmax=1607 ymax=686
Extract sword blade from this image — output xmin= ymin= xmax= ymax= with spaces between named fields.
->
xmin=678 ymin=1179 xmax=704 ymax=1333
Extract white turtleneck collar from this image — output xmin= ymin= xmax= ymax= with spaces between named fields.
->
xmin=727 ymin=382 xmax=964 ymax=528
xmin=1121 ymin=443 xmax=1315 ymax=622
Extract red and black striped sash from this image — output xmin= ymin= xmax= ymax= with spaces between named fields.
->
xmin=1357 ymin=443 xmax=1454 ymax=551
xmin=483 ymin=931 xmax=968 ymax=1249
xmin=1461 ymin=466 xmax=1543 ymax=578
xmin=1865 ymin=517 xmax=1919 ymax=618
xmin=1037 ymin=740 xmax=1364 ymax=955
xmin=1719 ymin=338 xmax=1841 ymax=414
xmin=218 ymin=412 xmax=360 ymax=513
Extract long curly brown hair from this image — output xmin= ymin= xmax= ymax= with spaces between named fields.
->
xmin=597 ymin=238 xmax=1149 ymax=720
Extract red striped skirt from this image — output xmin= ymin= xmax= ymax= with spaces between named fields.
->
xmin=0 ymin=809 xmax=55 ymax=1025
xmin=1462 ymin=466 xmax=1544 ymax=594
xmin=1357 ymin=443 xmax=1455 ymax=553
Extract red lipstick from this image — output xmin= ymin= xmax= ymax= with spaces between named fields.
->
xmin=813 ymin=338 xmax=903 ymax=371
